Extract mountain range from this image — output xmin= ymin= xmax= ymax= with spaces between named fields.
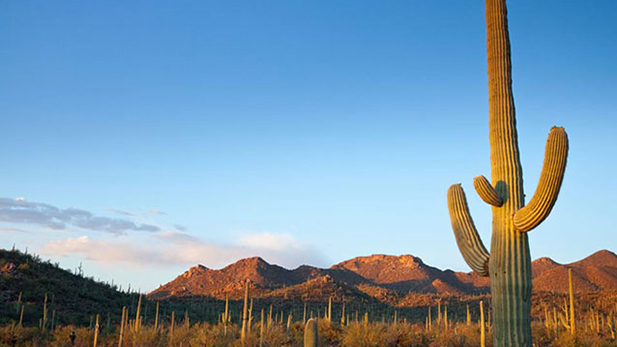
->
xmin=149 ymin=250 xmax=617 ymax=306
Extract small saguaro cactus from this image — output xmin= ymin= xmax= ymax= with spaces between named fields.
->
xmin=241 ymin=280 xmax=250 ymax=345
xmin=567 ymin=268 xmax=575 ymax=335
xmin=304 ymin=318 xmax=318 ymax=347
xmin=447 ymin=0 xmax=569 ymax=346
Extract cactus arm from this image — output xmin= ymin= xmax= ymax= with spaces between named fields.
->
xmin=447 ymin=184 xmax=490 ymax=276
xmin=473 ymin=175 xmax=503 ymax=207
xmin=513 ymin=127 xmax=569 ymax=232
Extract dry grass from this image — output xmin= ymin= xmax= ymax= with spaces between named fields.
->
xmin=2 ymin=319 xmax=616 ymax=347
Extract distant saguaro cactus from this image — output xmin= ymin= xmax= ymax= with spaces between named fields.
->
xmin=447 ymin=0 xmax=569 ymax=346
xmin=241 ymin=280 xmax=250 ymax=345
xmin=304 ymin=318 xmax=318 ymax=347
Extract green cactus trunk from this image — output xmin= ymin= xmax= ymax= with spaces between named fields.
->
xmin=486 ymin=2 xmax=531 ymax=344
xmin=447 ymin=0 xmax=569 ymax=346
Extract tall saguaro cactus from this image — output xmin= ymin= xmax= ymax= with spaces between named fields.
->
xmin=447 ymin=0 xmax=569 ymax=346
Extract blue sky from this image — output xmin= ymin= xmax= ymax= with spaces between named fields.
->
xmin=1 ymin=1 xmax=615 ymax=292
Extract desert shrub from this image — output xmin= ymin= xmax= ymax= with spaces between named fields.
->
xmin=187 ymin=322 xmax=238 ymax=347
xmin=47 ymin=326 xmax=92 ymax=347
xmin=342 ymin=321 xmax=395 ymax=347
xmin=319 ymin=320 xmax=344 ymax=346
xmin=122 ymin=325 xmax=166 ymax=347
xmin=259 ymin=324 xmax=292 ymax=347
xmin=0 ymin=325 xmax=43 ymax=347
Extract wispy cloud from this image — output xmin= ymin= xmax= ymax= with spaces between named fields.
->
xmin=42 ymin=231 xmax=326 ymax=269
xmin=149 ymin=209 xmax=166 ymax=215
xmin=106 ymin=209 xmax=136 ymax=217
xmin=0 ymin=198 xmax=160 ymax=235
xmin=0 ymin=226 xmax=28 ymax=234
xmin=173 ymin=224 xmax=187 ymax=232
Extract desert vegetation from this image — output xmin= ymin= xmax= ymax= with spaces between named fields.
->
xmin=2 ymin=295 xmax=617 ymax=347
xmin=2 ymin=250 xmax=617 ymax=347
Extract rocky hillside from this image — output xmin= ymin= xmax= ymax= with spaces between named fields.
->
xmin=0 ymin=248 xmax=133 ymax=325
xmin=533 ymin=250 xmax=617 ymax=293
xmin=149 ymin=250 xmax=617 ymax=304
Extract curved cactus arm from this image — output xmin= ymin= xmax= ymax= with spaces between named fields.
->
xmin=447 ymin=184 xmax=490 ymax=276
xmin=513 ymin=127 xmax=568 ymax=232
xmin=473 ymin=175 xmax=503 ymax=207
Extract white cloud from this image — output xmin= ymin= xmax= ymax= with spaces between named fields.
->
xmin=41 ymin=231 xmax=326 ymax=270
xmin=42 ymin=236 xmax=177 ymax=266
xmin=237 ymin=232 xmax=301 ymax=251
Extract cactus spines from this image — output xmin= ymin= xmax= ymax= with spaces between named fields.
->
xmin=447 ymin=0 xmax=569 ymax=345
xmin=304 ymin=318 xmax=318 ymax=347
xmin=447 ymin=184 xmax=490 ymax=276
xmin=513 ymin=127 xmax=568 ymax=232
xmin=473 ymin=175 xmax=503 ymax=207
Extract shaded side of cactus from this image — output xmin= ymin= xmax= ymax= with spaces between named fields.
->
xmin=447 ymin=0 xmax=569 ymax=345
xmin=304 ymin=318 xmax=318 ymax=347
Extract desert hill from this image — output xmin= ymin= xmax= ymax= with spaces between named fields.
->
xmin=3 ymin=247 xmax=617 ymax=327
xmin=149 ymin=250 xmax=617 ymax=304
